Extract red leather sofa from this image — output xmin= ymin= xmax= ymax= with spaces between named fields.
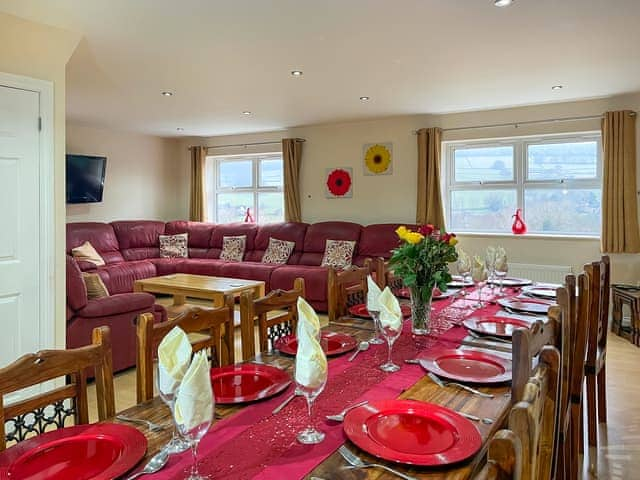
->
xmin=66 ymin=220 xmax=406 ymax=369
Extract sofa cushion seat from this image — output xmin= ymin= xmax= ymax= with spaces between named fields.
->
xmin=149 ymin=257 xmax=186 ymax=275
xmin=95 ymin=260 xmax=157 ymax=294
xmin=219 ymin=262 xmax=279 ymax=291
xmin=75 ymin=292 xmax=157 ymax=318
xmin=270 ymin=265 xmax=328 ymax=302
xmin=179 ymin=258 xmax=228 ymax=277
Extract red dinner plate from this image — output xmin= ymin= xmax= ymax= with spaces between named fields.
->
xmin=348 ymin=303 xmax=411 ymax=319
xmin=488 ymin=277 xmax=532 ymax=287
xmin=463 ymin=315 xmax=531 ymax=338
xmin=210 ymin=363 xmax=291 ymax=404
xmin=0 ymin=423 xmax=146 ymax=480
xmin=343 ymin=399 xmax=482 ymax=466
xmin=498 ymin=298 xmax=550 ymax=314
xmin=274 ymin=331 xmax=357 ymax=356
xmin=419 ymin=349 xmax=512 ymax=384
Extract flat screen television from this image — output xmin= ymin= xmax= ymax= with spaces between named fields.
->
xmin=66 ymin=154 xmax=107 ymax=204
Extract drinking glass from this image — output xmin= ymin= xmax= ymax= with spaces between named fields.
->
xmin=456 ymin=257 xmax=472 ymax=298
xmin=368 ymin=310 xmax=384 ymax=344
xmin=495 ymin=264 xmax=509 ymax=296
xmin=379 ymin=323 xmax=402 ymax=372
xmin=471 ymin=268 xmax=487 ymax=309
xmin=175 ymin=396 xmax=214 ymax=480
xmin=156 ymin=364 xmax=191 ymax=454
xmin=484 ymin=247 xmax=497 ymax=292
xmin=295 ymin=369 xmax=328 ymax=444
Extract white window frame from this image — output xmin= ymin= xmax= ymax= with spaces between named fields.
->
xmin=443 ymin=131 xmax=602 ymax=237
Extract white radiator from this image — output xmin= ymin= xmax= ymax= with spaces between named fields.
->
xmin=508 ymin=263 xmax=573 ymax=284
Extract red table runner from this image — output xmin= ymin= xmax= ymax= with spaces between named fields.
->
xmin=149 ymin=288 xmax=507 ymax=480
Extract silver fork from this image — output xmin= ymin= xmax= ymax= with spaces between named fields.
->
xmin=116 ymin=415 xmax=165 ymax=432
xmin=427 ymin=372 xmax=494 ymax=398
xmin=326 ymin=400 xmax=368 ymax=422
xmin=339 ymin=445 xmax=418 ymax=480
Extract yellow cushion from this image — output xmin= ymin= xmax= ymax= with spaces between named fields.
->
xmin=72 ymin=241 xmax=105 ymax=266
xmin=82 ymin=273 xmax=110 ymax=299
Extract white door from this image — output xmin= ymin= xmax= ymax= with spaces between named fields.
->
xmin=0 ymin=85 xmax=42 ymax=371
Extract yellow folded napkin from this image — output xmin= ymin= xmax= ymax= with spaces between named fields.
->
xmin=378 ymin=287 xmax=402 ymax=331
xmin=495 ymin=247 xmax=508 ymax=271
xmin=471 ymin=256 xmax=488 ymax=283
xmin=174 ymin=351 xmax=214 ymax=432
xmin=158 ymin=326 xmax=192 ymax=396
xmin=366 ymin=275 xmax=382 ymax=312
xmin=294 ymin=297 xmax=328 ymax=390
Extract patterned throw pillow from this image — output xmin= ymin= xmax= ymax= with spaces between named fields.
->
xmin=82 ymin=273 xmax=110 ymax=299
xmin=220 ymin=235 xmax=246 ymax=262
xmin=261 ymin=237 xmax=295 ymax=265
xmin=321 ymin=239 xmax=356 ymax=269
xmin=159 ymin=233 xmax=188 ymax=258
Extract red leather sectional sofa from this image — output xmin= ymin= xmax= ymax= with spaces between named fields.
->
xmin=66 ymin=220 xmax=406 ymax=370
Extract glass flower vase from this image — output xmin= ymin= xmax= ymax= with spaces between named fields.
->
xmin=410 ymin=286 xmax=433 ymax=335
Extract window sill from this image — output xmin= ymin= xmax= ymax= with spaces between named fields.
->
xmin=455 ymin=232 xmax=600 ymax=241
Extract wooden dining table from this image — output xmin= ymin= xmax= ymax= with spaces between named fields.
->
xmin=110 ymin=291 xmax=532 ymax=480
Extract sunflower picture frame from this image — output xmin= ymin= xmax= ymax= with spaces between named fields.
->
xmin=325 ymin=167 xmax=353 ymax=198
xmin=363 ymin=142 xmax=392 ymax=175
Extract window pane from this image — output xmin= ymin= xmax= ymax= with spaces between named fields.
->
xmin=527 ymin=141 xmax=598 ymax=180
xmin=259 ymin=158 xmax=283 ymax=187
xmin=216 ymin=192 xmax=254 ymax=223
xmin=450 ymin=189 xmax=517 ymax=232
xmin=258 ymin=192 xmax=284 ymax=224
xmin=218 ymin=160 xmax=253 ymax=188
xmin=454 ymin=146 xmax=514 ymax=182
xmin=524 ymin=189 xmax=601 ymax=235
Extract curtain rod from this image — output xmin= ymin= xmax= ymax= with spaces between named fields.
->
xmin=193 ymin=138 xmax=305 ymax=150
xmin=413 ymin=112 xmax=637 ymax=134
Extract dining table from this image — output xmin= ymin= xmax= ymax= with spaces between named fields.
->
xmin=109 ymin=285 xmax=553 ymax=480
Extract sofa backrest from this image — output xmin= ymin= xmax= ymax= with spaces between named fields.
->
xmin=111 ymin=220 xmax=166 ymax=261
xmin=353 ymin=223 xmax=415 ymax=265
xmin=299 ymin=221 xmax=362 ymax=266
xmin=66 ymin=222 xmax=124 ymax=265
xmin=165 ymin=221 xmax=217 ymax=258
xmin=245 ymin=222 xmax=309 ymax=263
xmin=66 ymin=255 xmax=87 ymax=312
xmin=210 ymin=223 xmax=259 ymax=260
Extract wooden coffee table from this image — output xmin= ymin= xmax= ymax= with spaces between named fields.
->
xmin=134 ymin=273 xmax=265 ymax=308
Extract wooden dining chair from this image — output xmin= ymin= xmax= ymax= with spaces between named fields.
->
xmin=239 ymin=278 xmax=305 ymax=360
xmin=136 ymin=297 xmax=234 ymax=403
xmin=584 ymin=256 xmax=610 ymax=454
xmin=0 ymin=326 xmax=115 ymax=451
xmin=473 ymin=430 xmax=523 ymax=480
xmin=327 ymin=262 xmax=374 ymax=322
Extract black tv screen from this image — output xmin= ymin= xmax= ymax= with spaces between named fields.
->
xmin=66 ymin=154 xmax=107 ymax=204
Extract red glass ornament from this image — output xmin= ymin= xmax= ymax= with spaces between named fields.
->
xmin=244 ymin=207 xmax=255 ymax=223
xmin=511 ymin=208 xmax=527 ymax=234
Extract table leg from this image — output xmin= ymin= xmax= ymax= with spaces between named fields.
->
xmin=612 ymin=295 xmax=622 ymax=336
xmin=255 ymin=284 xmax=265 ymax=299
xmin=173 ymin=294 xmax=186 ymax=306
xmin=212 ymin=294 xmax=223 ymax=308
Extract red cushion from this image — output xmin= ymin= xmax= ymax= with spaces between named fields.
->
xmin=95 ymin=260 xmax=157 ymax=294
xmin=220 ymin=262 xmax=279 ymax=291
xmin=111 ymin=220 xmax=166 ymax=260
xmin=299 ymin=221 xmax=362 ymax=266
xmin=165 ymin=221 xmax=216 ymax=249
xmin=66 ymin=255 xmax=88 ymax=311
xmin=245 ymin=222 xmax=309 ymax=263
xmin=149 ymin=258 xmax=186 ymax=275
xmin=66 ymin=222 xmax=124 ymax=264
xmin=179 ymin=258 xmax=227 ymax=277
xmin=76 ymin=292 xmax=157 ymax=318
xmin=270 ymin=265 xmax=328 ymax=302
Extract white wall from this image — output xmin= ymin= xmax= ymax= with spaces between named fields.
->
xmin=66 ymin=123 xmax=184 ymax=222
xmin=178 ymin=92 xmax=640 ymax=283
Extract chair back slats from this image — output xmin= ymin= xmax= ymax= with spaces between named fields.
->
xmin=0 ymin=326 xmax=114 ymax=451
xmin=474 ymin=430 xmax=523 ymax=480
xmin=327 ymin=265 xmax=371 ymax=322
xmin=136 ymin=299 xmax=235 ymax=403
xmin=240 ymin=278 xmax=305 ymax=360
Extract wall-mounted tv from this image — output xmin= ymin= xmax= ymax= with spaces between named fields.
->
xmin=66 ymin=154 xmax=107 ymax=204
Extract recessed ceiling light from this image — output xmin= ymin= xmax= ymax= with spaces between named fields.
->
xmin=176 ymin=127 xmax=184 ymax=131
xmin=494 ymin=0 xmax=513 ymax=7
xmin=242 ymin=111 xmax=252 ymax=115
xmin=161 ymin=91 xmax=173 ymax=96
xmin=291 ymin=70 xmax=303 ymax=76
xmin=551 ymin=85 xmax=564 ymax=90
xmin=359 ymin=96 xmax=370 ymax=101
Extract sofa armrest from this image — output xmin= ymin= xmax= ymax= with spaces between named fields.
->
xmin=76 ymin=292 xmax=157 ymax=318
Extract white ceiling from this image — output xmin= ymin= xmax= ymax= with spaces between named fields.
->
xmin=2 ymin=0 xmax=640 ymax=137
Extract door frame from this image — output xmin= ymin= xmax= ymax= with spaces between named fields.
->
xmin=0 ymin=71 xmax=55 ymax=352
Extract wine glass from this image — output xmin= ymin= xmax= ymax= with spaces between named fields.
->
xmin=368 ymin=310 xmax=384 ymax=344
xmin=295 ymin=368 xmax=328 ymax=444
xmin=495 ymin=263 xmax=509 ymax=296
xmin=175 ymin=395 xmax=214 ymax=480
xmin=156 ymin=364 xmax=191 ymax=454
xmin=484 ymin=247 xmax=497 ymax=293
xmin=456 ymin=254 xmax=472 ymax=298
xmin=471 ymin=266 xmax=487 ymax=309
xmin=379 ymin=322 xmax=402 ymax=372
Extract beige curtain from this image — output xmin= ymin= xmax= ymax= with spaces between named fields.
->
xmin=189 ymin=146 xmax=207 ymax=222
xmin=601 ymin=111 xmax=640 ymax=253
xmin=416 ymin=127 xmax=445 ymax=227
xmin=282 ymin=138 xmax=303 ymax=222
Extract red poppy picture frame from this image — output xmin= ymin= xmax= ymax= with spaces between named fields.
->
xmin=325 ymin=167 xmax=353 ymax=198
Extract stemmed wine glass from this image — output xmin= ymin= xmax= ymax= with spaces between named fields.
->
xmin=484 ymin=247 xmax=497 ymax=293
xmin=295 ymin=366 xmax=328 ymax=444
xmin=379 ymin=322 xmax=402 ymax=372
xmin=156 ymin=364 xmax=191 ymax=454
xmin=175 ymin=393 xmax=214 ymax=480
xmin=471 ymin=265 xmax=488 ymax=309
xmin=456 ymin=254 xmax=472 ymax=299
xmin=495 ymin=263 xmax=509 ymax=296
xmin=368 ymin=310 xmax=384 ymax=345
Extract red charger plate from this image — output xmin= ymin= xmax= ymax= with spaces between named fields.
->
xmin=343 ymin=399 xmax=481 ymax=466
xmin=210 ymin=363 xmax=291 ymax=404
xmin=498 ymin=298 xmax=550 ymax=315
xmin=274 ymin=331 xmax=357 ymax=356
xmin=0 ymin=423 xmax=147 ymax=480
xmin=419 ymin=349 xmax=512 ymax=384
xmin=348 ymin=303 xmax=411 ymax=319
xmin=463 ymin=315 xmax=531 ymax=338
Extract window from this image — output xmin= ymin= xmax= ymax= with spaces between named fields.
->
xmin=444 ymin=133 xmax=601 ymax=236
xmin=206 ymin=153 xmax=284 ymax=224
